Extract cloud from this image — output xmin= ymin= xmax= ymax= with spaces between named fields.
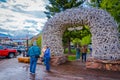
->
xmin=0 ymin=0 xmax=48 ymax=39
xmin=8 ymin=0 xmax=47 ymax=11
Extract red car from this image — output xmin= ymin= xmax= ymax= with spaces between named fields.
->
xmin=0 ymin=45 xmax=17 ymax=58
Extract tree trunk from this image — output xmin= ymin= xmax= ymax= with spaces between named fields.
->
xmin=68 ymin=37 xmax=71 ymax=54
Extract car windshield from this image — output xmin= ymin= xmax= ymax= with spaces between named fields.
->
xmin=6 ymin=46 xmax=13 ymax=49
xmin=18 ymin=45 xmax=25 ymax=48
xmin=0 ymin=45 xmax=7 ymax=50
xmin=0 ymin=46 xmax=3 ymax=49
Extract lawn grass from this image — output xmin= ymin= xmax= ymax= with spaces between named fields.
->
xmin=64 ymin=48 xmax=76 ymax=54
xmin=67 ymin=55 xmax=76 ymax=61
xmin=64 ymin=48 xmax=76 ymax=61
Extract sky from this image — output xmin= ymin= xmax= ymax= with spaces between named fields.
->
xmin=0 ymin=0 xmax=49 ymax=39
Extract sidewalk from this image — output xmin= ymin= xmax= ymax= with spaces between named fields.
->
xmin=0 ymin=58 xmax=120 ymax=80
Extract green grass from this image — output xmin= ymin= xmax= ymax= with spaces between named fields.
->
xmin=64 ymin=48 xmax=76 ymax=54
xmin=64 ymin=48 xmax=76 ymax=61
xmin=68 ymin=55 xmax=76 ymax=61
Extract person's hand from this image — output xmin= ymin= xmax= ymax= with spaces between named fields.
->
xmin=40 ymin=57 xmax=44 ymax=62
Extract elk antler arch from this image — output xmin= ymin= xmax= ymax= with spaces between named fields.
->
xmin=42 ymin=7 xmax=120 ymax=60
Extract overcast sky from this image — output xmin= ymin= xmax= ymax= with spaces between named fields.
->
xmin=0 ymin=0 xmax=49 ymax=39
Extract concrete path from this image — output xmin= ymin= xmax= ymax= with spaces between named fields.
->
xmin=0 ymin=57 xmax=119 ymax=80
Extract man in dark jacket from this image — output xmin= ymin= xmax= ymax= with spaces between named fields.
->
xmin=28 ymin=42 xmax=41 ymax=74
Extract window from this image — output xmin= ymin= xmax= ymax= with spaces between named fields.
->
xmin=0 ymin=46 xmax=3 ymax=50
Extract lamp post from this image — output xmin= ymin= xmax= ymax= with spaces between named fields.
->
xmin=26 ymin=31 xmax=29 ymax=52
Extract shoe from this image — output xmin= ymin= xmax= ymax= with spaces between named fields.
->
xmin=47 ymin=70 xmax=51 ymax=73
xmin=32 ymin=73 xmax=35 ymax=75
xmin=30 ymin=72 xmax=35 ymax=75
xmin=30 ymin=72 xmax=32 ymax=74
xmin=45 ymin=70 xmax=51 ymax=73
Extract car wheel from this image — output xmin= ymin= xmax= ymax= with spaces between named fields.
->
xmin=8 ymin=53 xmax=15 ymax=58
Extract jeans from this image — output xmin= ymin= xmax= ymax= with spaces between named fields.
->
xmin=44 ymin=57 xmax=50 ymax=71
xmin=82 ymin=53 xmax=87 ymax=62
xmin=30 ymin=56 xmax=38 ymax=73
xmin=76 ymin=52 xmax=80 ymax=60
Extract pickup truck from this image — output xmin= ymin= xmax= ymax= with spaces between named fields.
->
xmin=0 ymin=45 xmax=17 ymax=58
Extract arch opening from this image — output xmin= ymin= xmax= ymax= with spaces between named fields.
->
xmin=62 ymin=25 xmax=91 ymax=54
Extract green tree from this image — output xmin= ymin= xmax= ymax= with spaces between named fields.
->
xmin=71 ymin=25 xmax=91 ymax=46
xmin=100 ymin=0 xmax=120 ymax=28
xmin=90 ymin=0 xmax=120 ymax=31
xmin=44 ymin=0 xmax=84 ymax=18
xmin=63 ymin=25 xmax=91 ymax=54
xmin=90 ymin=0 xmax=102 ymax=7
xmin=36 ymin=35 xmax=42 ymax=48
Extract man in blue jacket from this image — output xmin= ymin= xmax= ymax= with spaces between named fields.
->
xmin=28 ymin=42 xmax=41 ymax=74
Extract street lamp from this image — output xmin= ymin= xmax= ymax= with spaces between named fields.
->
xmin=26 ymin=31 xmax=29 ymax=52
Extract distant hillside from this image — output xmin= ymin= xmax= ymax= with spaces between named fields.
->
xmin=29 ymin=32 xmax=42 ymax=46
xmin=30 ymin=33 xmax=40 ymax=40
xmin=0 ymin=33 xmax=9 ymax=37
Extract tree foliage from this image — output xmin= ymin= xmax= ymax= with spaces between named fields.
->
xmin=36 ymin=34 xmax=42 ymax=48
xmin=91 ymin=0 xmax=120 ymax=31
xmin=100 ymin=0 xmax=120 ymax=25
xmin=44 ymin=0 xmax=84 ymax=18
xmin=90 ymin=0 xmax=102 ymax=7
xmin=71 ymin=25 xmax=91 ymax=46
xmin=62 ymin=25 xmax=91 ymax=47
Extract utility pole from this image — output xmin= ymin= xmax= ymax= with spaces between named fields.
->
xmin=26 ymin=31 xmax=29 ymax=52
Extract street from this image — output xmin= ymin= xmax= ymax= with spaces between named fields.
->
xmin=0 ymin=57 xmax=120 ymax=80
xmin=0 ymin=57 xmax=47 ymax=80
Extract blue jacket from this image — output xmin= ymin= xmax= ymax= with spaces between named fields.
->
xmin=28 ymin=46 xmax=41 ymax=57
xmin=44 ymin=48 xmax=50 ymax=58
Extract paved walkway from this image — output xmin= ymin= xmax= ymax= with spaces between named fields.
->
xmin=0 ymin=57 xmax=119 ymax=80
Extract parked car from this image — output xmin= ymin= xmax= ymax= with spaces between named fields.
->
xmin=17 ymin=45 xmax=26 ymax=54
xmin=0 ymin=45 xmax=18 ymax=58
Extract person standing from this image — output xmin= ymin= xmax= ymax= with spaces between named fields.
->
xmin=81 ymin=45 xmax=87 ymax=62
xmin=28 ymin=42 xmax=41 ymax=74
xmin=88 ymin=43 xmax=92 ymax=57
xmin=43 ymin=45 xmax=51 ymax=72
xmin=76 ymin=45 xmax=81 ymax=60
